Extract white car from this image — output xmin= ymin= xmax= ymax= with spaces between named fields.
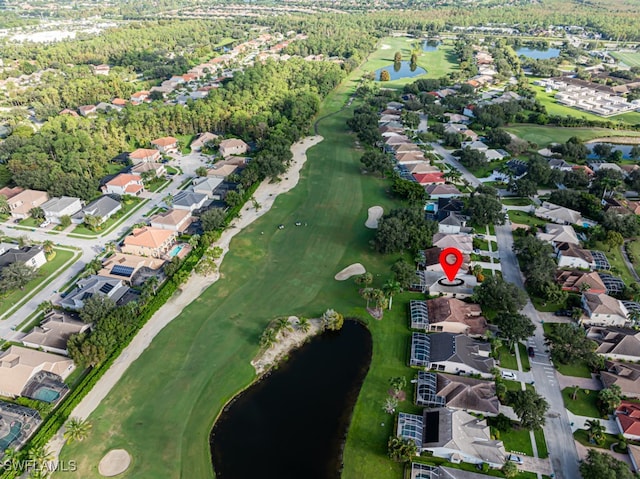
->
xmin=40 ymin=220 xmax=51 ymax=228
xmin=501 ymin=371 xmax=517 ymax=380
xmin=507 ymin=454 xmax=523 ymax=465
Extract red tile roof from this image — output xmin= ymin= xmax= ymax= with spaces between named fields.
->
xmin=617 ymin=401 xmax=640 ymax=436
xmin=413 ymin=172 xmax=445 ymax=185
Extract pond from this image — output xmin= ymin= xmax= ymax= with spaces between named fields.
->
xmin=210 ymin=320 xmax=373 ymax=479
xmin=515 ymin=47 xmax=561 ymax=60
xmin=587 ymin=142 xmax=636 ymax=159
xmin=374 ymin=61 xmax=427 ymax=81
xmin=422 ymin=40 xmax=440 ymax=52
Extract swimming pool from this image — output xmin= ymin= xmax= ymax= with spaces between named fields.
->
xmin=0 ymin=422 xmax=21 ymax=450
xmin=32 ymin=387 xmax=60 ymax=403
xmin=168 ymin=245 xmax=184 ymax=258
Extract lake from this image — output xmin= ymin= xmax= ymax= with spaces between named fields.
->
xmin=375 ymin=61 xmax=427 ymax=81
xmin=515 ymin=47 xmax=561 ymax=60
xmin=422 ymin=40 xmax=440 ymax=52
xmin=587 ymin=142 xmax=636 ymax=159
xmin=210 ymin=320 xmax=373 ymax=479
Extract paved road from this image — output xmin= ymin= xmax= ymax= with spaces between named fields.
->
xmin=437 ymin=149 xmax=581 ymax=479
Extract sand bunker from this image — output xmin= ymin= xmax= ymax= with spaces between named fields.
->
xmin=99 ymin=449 xmax=131 ymax=477
xmin=335 ymin=263 xmax=366 ymax=281
xmin=365 ymin=206 xmax=383 ymax=229
xmin=380 ymin=44 xmax=391 ymax=50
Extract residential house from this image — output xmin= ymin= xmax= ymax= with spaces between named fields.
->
xmin=397 ymin=408 xmax=506 ymax=467
xmin=615 ymin=401 xmax=640 ymax=440
xmin=484 ymin=149 xmax=508 ymax=161
xmin=129 ymin=148 xmax=161 ymax=165
xmin=426 ymin=297 xmax=487 ymax=336
xmin=425 ymin=184 xmax=461 ymax=199
xmin=438 ymin=213 xmax=467 ymax=234
xmin=193 ymin=177 xmax=224 ymax=199
xmin=172 ymin=191 xmax=208 ymax=212
xmin=0 ymin=246 xmax=46 ymax=271
xmin=78 ymin=105 xmax=97 ymax=117
xmin=112 ymin=98 xmax=127 ymax=108
xmin=461 ymin=141 xmax=488 ymax=151
xmin=601 ymin=361 xmax=640 ymax=399
xmin=410 ymin=332 xmax=494 ymax=377
xmin=131 ymin=162 xmax=166 ymax=178
xmin=590 ymin=162 xmax=626 ymax=176
xmin=0 ymin=186 xmax=24 ymax=200
xmin=59 ymin=275 xmax=129 ymax=310
xmin=548 ymin=158 xmax=573 ymax=171
xmin=536 ymin=224 xmax=580 ymax=246
xmin=40 ymin=196 xmax=83 ymax=224
xmin=588 ymin=326 xmax=640 ymax=361
xmin=414 ymin=371 xmax=499 ymax=415
xmin=219 ymin=139 xmax=249 ymax=157
xmin=71 ymin=195 xmax=121 ymax=225
xmin=435 ymin=198 xmax=465 ymax=221
xmin=190 ymin=132 xmax=219 ymax=151
xmin=556 ymin=270 xmax=607 ymax=294
xmin=98 ymin=252 xmax=165 ymax=285
xmin=92 ymin=64 xmax=110 ymax=75
xmin=21 ymin=311 xmax=90 ymax=356
xmin=581 ymin=292 xmax=629 ymax=327
xmin=414 ymin=172 xmax=445 ymax=185
xmin=408 ymin=464 xmax=494 ymax=479
xmin=102 ymin=173 xmax=144 ymax=196
xmin=149 ymin=209 xmax=193 ymax=233
xmin=122 ymin=227 xmax=177 ymax=258
xmin=207 ymin=164 xmax=240 ymax=179
xmin=150 ymin=136 xmax=179 ymax=154
xmin=421 ymin=271 xmax=478 ymax=299
xmin=7 ymin=189 xmax=48 ymax=219
xmin=0 ymin=346 xmax=74 ymax=398
xmin=555 ymin=242 xmax=595 ymax=270
xmin=59 ymin=109 xmax=79 ymax=117
xmin=408 ymin=163 xmax=439 ymax=174
xmin=395 ymin=143 xmax=422 ymax=153
xmin=444 ymin=113 xmax=470 ymax=123
xmin=432 ymin=234 xmax=473 ymax=254
xmin=421 ymin=247 xmax=471 ymax=277
xmin=130 ymin=91 xmax=150 ymax=104
xmin=535 ymin=201 xmax=586 ymax=226
xmin=396 ymin=152 xmax=427 ymax=165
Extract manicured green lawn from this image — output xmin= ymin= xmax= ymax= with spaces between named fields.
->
xmin=497 ymin=345 xmax=519 ymax=371
xmin=56 ymin=82 xmax=404 ymax=478
xmin=0 ymin=248 xmax=75 ymax=318
xmin=593 ymin=241 xmax=635 ymax=287
xmin=502 ymin=198 xmax=533 ymax=206
xmin=507 ymin=210 xmax=547 ymax=228
xmin=561 ymin=387 xmax=601 ymax=418
xmin=466 ymin=159 xmax=509 ymax=178
xmin=176 ymin=134 xmax=195 ymax=154
xmin=70 ymin=197 xmax=144 ymax=237
xmin=518 ymin=343 xmax=531 ymax=372
xmin=505 ymin=124 xmax=640 ymax=147
xmin=145 ymin=177 xmax=169 ymax=192
xmin=625 ymin=239 xmax=640 ymax=278
xmin=19 ymin=217 xmax=40 ymax=227
xmin=359 ymin=37 xmax=458 ymax=88
xmin=500 ymin=425 xmax=534 ymax=456
xmin=165 ymin=165 xmax=179 ymax=175
xmin=611 ymin=51 xmax=640 ymax=68
xmin=534 ymin=428 xmax=549 ymax=459
xmin=574 ymin=429 xmax=618 ymax=450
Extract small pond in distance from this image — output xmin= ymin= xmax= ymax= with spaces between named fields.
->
xmin=515 ymin=47 xmax=561 ymax=60
xmin=587 ymin=142 xmax=635 ymax=159
xmin=375 ymin=61 xmax=427 ymax=81
xmin=422 ymin=40 xmax=440 ymax=52
xmin=210 ymin=320 xmax=373 ymax=479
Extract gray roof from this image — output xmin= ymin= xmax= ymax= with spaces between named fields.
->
xmin=74 ymin=195 xmax=121 ymax=220
xmin=41 ymin=196 xmax=81 ymax=214
xmin=60 ymin=275 xmax=128 ymax=310
xmin=0 ymin=246 xmax=43 ymax=269
xmin=192 ymin=177 xmax=224 ymax=193
xmin=172 ymin=190 xmax=207 ymax=208
xmin=429 ymin=333 xmax=494 ymax=374
xmin=439 ymin=213 xmax=465 ymax=226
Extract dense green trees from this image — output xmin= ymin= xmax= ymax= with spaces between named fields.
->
xmin=580 ymin=449 xmax=635 ymax=479
xmin=464 ymin=185 xmax=504 ymax=227
xmin=374 ymin=208 xmax=437 ymax=254
xmin=473 ymin=276 xmax=527 ymax=314
xmin=513 ymin=235 xmax=566 ymax=303
xmin=507 ymin=389 xmax=549 ymax=430
xmin=360 ymin=149 xmax=393 ymax=176
xmin=493 ymin=312 xmax=535 ymax=349
xmin=0 ymin=261 xmax=38 ymax=294
xmin=544 ymin=323 xmax=601 ymax=372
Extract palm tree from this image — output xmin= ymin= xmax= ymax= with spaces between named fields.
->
xmin=297 ymin=317 xmax=311 ymax=333
xmin=42 ymin=240 xmax=54 ymax=255
xmin=188 ymin=234 xmax=201 ymax=247
xmin=27 ymin=446 xmax=53 ymax=473
xmin=586 ymin=419 xmax=606 ymax=445
xmin=30 ymin=207 xmax=44 ymax=221
xmin=372 ymin=288 xmax=387 ymax=311
xmin=63 ymin=417 xmax=92 ymax=444
xmin=146 ymin=276 xmax=159 ymax=295
xmin=571 ymin=385 xmax=580 ymax=401
xmin=276 ymin=317 xmax=293 ymax=335
xmin=383 ymin=397 xmax=398 ymax=414
xmin=360 ymin=287 xmax=375 ymax=308
xmin=104 ymin=241 xmax=116 ymax=254
xmin=443 ymin=169 xmax=462 ymax=183
xmin=259 ymin=327 xmax=278 ymax=348
xmin=2 ymin=448 xmax=20 ymax=470
xmin=382 ymin=280 xmax=403 ymax=310
xmin=38 ymin=300 xmax=54 ymax=313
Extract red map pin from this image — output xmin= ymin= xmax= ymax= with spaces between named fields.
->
xmin=439 ymin=247 xmax=464 ymax=282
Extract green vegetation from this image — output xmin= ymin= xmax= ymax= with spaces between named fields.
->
xmin=176 ymin=134 xmax=195 ymax=154
xmin=466 ymin=159 xmax=509 ymax=178
xmin=505 ymin=125 xmax=640 ymax=147
xmin=70 ymin=197 xmax=145 ymax=237
xmin=611 ymin=51 xmax=640 ymax=68
xmin=556 ymin=360 xmax=593 ymax=379
xmin=0 ymin=248 xmax=75 ymax=318
xmin=574 ymin=429 xmax=618 ymax=450
xmin=18 ymin=217 xmax=40 ymax=228
xmin=518 ymin=343 xmax=531 ymax=371
xmin=562 ymin=387 xmax=601 ymax=418
xmin=593 ymin=240 xmax=635 ymax=287
xmin=497 ymin=345 xmax=519 ymax=370
xmin=499 ymin=426 xmax=534 ymax=457
xmin=534 ymin=428 xmax=548 ymax=459
xmin=507 ymin=210 xmax=547 ymax=228
xmin=502 ymin=198 xmax=533 ymax=206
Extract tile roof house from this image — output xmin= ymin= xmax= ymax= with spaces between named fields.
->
xmin=172 ymin=190 xmax=208 ymax=212
xmin=193 ymin=177 xmax=224 ymax=199
xmin=421 ymin=247 xmax=471 ymax=277
xmin=0 ymin=246 xmax=46 ymax=271
xmin=122 ymin=227 xmax=177 ymax=258
xmin=149 ymin=208 xmax=193 ymax=232
xmin=555 ymin=242 xmax=595 ymax=270
xmin=131 ymin=161 xmax=166 ymax=178
xmin=219 ymin=139 xmax=249 ymax=157
xmin=207 ymin=162 xmax=241 ymax=179
xmin=556 ymin=270 xmax=607 ymax=294
xmin=615 ymin=401 xmax=640 ymax=440
xmin=581 ymin=293 xmax=629 ymax=327
xmin=536 ymin=224 xmax=580 ymax=246
xmin=59 ymin=108 xmax=79 ymax=117
xmin=414 ymin=172 xmax=445 ymax=185
xmin=150 ymin=136 xmax=179 ymax=154
xmin=601 ymin=361 xmax=640 ymax=399
xmin=0 ymin=186 xmax=24 ymax=200
xmin=59 ymin=275 xmax=129 ymax=310
xmin=432 ymin=233 xmax=473 ymax=254
xmin=41 ymin=196 xmax=83 ymax=224
xmin=425 ymin=184 xmax=461 ymax=199
xmin=588 ymin=326 xmax=640 ymax=361
xmin=438 ymin=213 xmax=468 ymax=235
xmin=415 ymin=371 xmax=500 ymax=415
xmin=535 ymin=201 xmax=585 ymax=226
xmin=21 ymin=311 xmax=90 ymax=356
xmin=102 ymin=173 xmax=144 ymax=196
xmin=395 ymin=143 xmax=422 ymax=153
xmin=92 ymin=64 xmax=110 ymax=75
xmin=130 ymin=90 xmax=150 ymax=104
xmin=71 ymin=195 xmax=121 ymax=225
xmin=396 ymin=151 xmax=427 ymax=165
xmin=0 ymin=346 xmax=75 ymax=398
xmin=397 ymin=408 xmax=506 ymax=468
xmin=78 ymin=105 xmax=97 ymax=117
xmin=408 ymin=464 xmax=494 ymax=479
xmin=426 ymin=297 xmax=488 ymax=336
xmin=129 ymin=148 xmax=161 ymax=165
xmin=190 ymin=132 xmax=219 ymax=151
xmin=410 ymin=332 xmax=494 ymax=378
xmin=7 ymin=189 xmax=49 ymax=219
xmin=98 ymin=252 xmax=165 ymax=285
xmin=408 ymin=162 xmax=439 ymax=174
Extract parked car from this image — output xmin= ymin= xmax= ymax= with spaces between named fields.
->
xmin=501 ymin=371 xmax=517 ymax=380
xmin=508 ymin=454 xmax=523 ymax=465
xmin=553 ymin=309 xmax=572 ymax=317
xmin=528 ymin=346 xmax=535 ymax=358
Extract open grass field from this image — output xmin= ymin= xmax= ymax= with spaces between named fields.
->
xmin=55 ymin=76 xmax=410 ymax=478
xmin=593 ymin=241 xmax=636 ymax=287
xmin=505 ymin=124 xmax=640 ymax=147
xmin=561 ymin=387 xmax=601 ymax=418
xmin=611 ymin=51 xmax=640 ymax=68
xmin=507 ymin=210 xmax=547 ymax=228
xmin=359 ymin=36 xmax=458 ymax=88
